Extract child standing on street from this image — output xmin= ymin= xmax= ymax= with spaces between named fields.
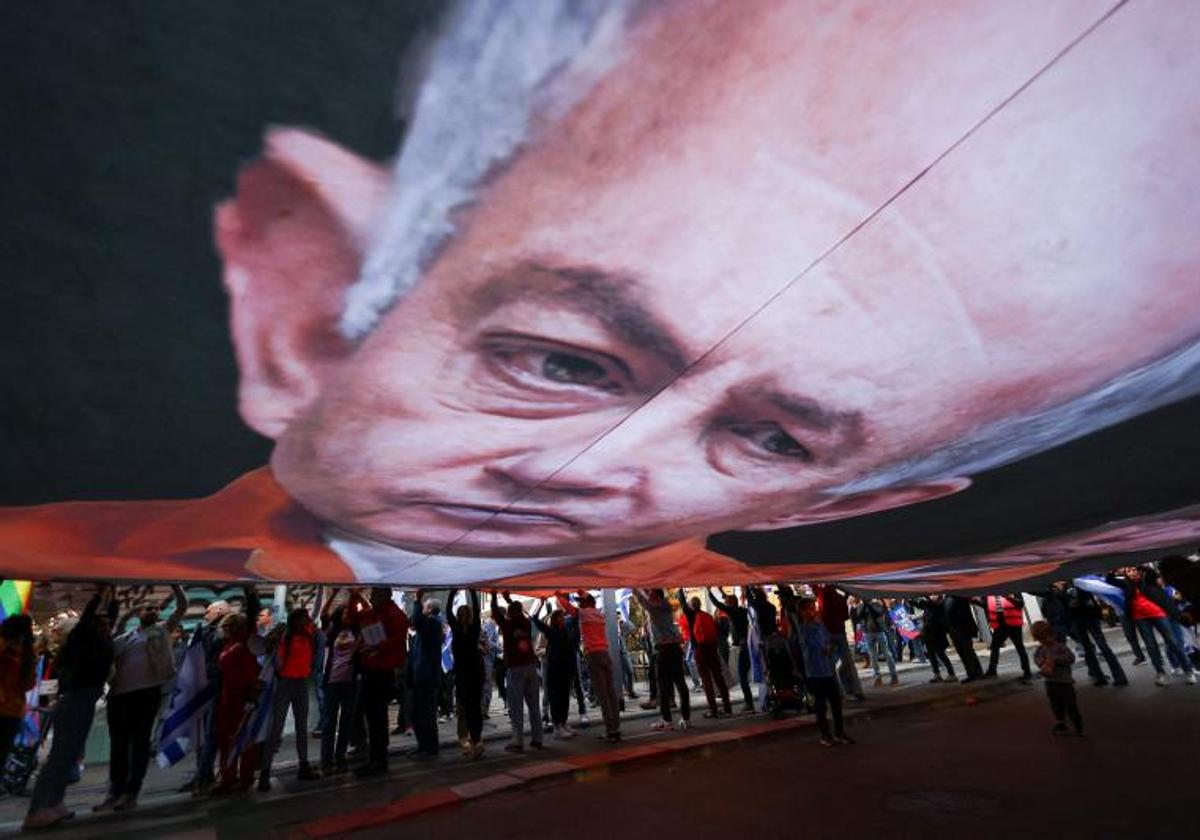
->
xmin=1031 ymin=620 xmax=1083 ymax=737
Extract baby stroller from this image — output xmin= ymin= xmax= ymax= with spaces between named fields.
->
xmin=763 ymin=634 xmax=811 ymax=719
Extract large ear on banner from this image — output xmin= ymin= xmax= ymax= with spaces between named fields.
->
xmin=740 ymin=477 xmax=971 ymax=531
xmin=214 ymin=129 xmax=390 ymax=439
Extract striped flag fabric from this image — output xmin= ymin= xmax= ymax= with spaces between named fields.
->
xmin=0 ymin=580 xmax=32 ymax=620
xmin=157 ymin=629 xmax=216 ymax=767
xmin=227 ymin=657 xmax=275 ymax=769
xmin=1073 ymin=575 xmax=1126 ymax=614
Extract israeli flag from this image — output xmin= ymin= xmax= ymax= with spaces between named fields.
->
xmin=442 ymin=624 xmax=455 ymax=674
xmin=156 ymin=629 xmax=216 ymax=768
xmin=616 ymin=589 xmax=632 ymax=622
xmin=1074 ymin=576 xmax=1126 ymax=615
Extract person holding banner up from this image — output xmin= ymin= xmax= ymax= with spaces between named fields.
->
xmin=980 ymin=594 xmax=1033 ymax=682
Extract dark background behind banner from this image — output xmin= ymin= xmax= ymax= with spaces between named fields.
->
xmin=3 ymin=3 xmax=1199 ymax=567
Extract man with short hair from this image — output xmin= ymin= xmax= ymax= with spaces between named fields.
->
xmin=709 ymin=587 xmax=755 ymax=713
xmin=559 ymin=592 xmax=621 ymax=742
xmin=407 ymin=590 xmax=444 ymax=758
xmin=982 ymin=594 xmax=1033 ymax=681
xmin=633 ymin=589 xmax=689 ymax=730
xmin=814 ymin=585 xmax=864 ymax=700
xmin=678 ymin=590 xmax=732 ymax=718
xmin=354 ymin=587 xmax=409 ymax=776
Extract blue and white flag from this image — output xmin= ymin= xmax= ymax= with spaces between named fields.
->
xmin=616 ymin=589 xmax=632 ymax=622
xmin=1074 ymin=576 xmax=1126 ymax=615
xmin=156 ymin=629 xmax=216 ymax=768
xmin=442 ymin=625 xmax=455 ymax=673
xmin=747 ymin=601 xmax=766 ymax=685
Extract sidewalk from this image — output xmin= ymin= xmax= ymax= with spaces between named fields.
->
xmin=0 ymin=629 xmax=1138 ymax=834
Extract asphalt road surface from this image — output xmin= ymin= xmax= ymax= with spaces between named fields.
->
xmin=383 ymin=672 xmax=1199 ymax=840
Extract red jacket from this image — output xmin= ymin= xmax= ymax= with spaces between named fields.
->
xmin=358 ymin=600 xmax=409 ymax=673
xmin=691 ymin=610 xmax=718 ymax=645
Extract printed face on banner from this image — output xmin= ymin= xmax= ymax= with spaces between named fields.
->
xmin=5 ymin=0 xmax=1200 ymax=588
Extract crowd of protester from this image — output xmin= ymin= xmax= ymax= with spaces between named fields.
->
xmin=2 ymin=555 xmax=1197 ymax=830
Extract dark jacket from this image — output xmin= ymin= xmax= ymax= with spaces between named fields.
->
xmin=911 ymin=598 xmax=950 ymax=648
xmin=446 ymin=590 xmax=483 ymax=683
xmin=408 ymin=608 xmax=445 ymax=686
xmin=708 ymin=589 xmax=749 ymax=645
xmin=943 ymin=596 xmax=979 ymax=638
xmin=58 ymin=595 xmax=117 ymax=693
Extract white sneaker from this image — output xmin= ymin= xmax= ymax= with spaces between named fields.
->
xmin=1155 ymin=673 xmax=1169 ymax=687
xmin=554 ymin=725 xmax=575 ymax=740
xmin=562 ymin=723 xmax=578 ymax=736
xmin=578 ymin=714 xmax=590 ymax=727
xmin=676 ymin=719 xmax=690 ymax=731
xmin=1171 ymin=667 xmax=1182 ymax=676
xmin=1186 ymin=673 xmax=1197 ymax=685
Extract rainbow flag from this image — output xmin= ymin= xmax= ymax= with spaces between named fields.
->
xmin=0 ymin=580 xmax=31 ymax=619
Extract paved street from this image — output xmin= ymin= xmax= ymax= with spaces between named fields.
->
xmin=1 ymin=630 xmax=1189 ymax=837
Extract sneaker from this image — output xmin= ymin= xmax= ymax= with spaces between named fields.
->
xmin=1113 ymin=678 xmax=1129 ymax=686
xmin=676 ymin=719 xmax=690 ymax=731
xmin=92 ymin=796 xmax=119 ymax=813
xmin=297 ymin=763 xmax=320 ymax=782
xmin=23 ymin=805 xmax=74 ymax=830
xmin=1155 ymin=673 xmax=1169 ymax=687
xmin=1092 ymin=677 xmax=1109 ymax=687
xmin=983 ymin=672 xmax=998 ymax=680
xmin=554 ymin=725 xmax=575 ymax=740
xmin=311 ymin=729 xmax=322 ymax=738
xmin=1133 ymin=657 xmax=1146 ymax=666
xmin=1170 ymin=667 xmax=1182 ymax=676
xmin=113 ymin=793 xmax=139 ymax=812
xmin=835 ymin=734 xmax=856 ymax=745
xmin=529 ymin=741 xmax=546 ymax=750
xmin=471 ymin=742 xmax=486 ymax=760
xmin=605 ymin=732 xmax=621 ymax=743
xmin=1019 ymin=674 xmax=1033 ymax=684
xmin=889 ymin=676 xmax=899 ymax=686
xmin=1186 ymin=673 xmax=1197 ymax=685
xmin=818 ymin=737 xmax=835 ymax=747
xmin=504 ymin=743 xmax=525 ymax=753
xmin=638 ymin=699 xmax=658 ymax=710
xmin=650 ymin=720 xmax=670 ymax=731
xmin=578 ymin=714 xmax=590 ymax=728
xmin=873 ymin=676 xmax=883 ymax=687
xmin=257 ymin=774 xmax=271 ymax=793
xmin=929 ymin=675 xmax=943 ymax=683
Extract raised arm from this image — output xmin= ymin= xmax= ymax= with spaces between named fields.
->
xmin=556 ymin=591 xmax=578 ymax=618
xmin=165 ymin=585 xmax=189 ymax=631
xmin=469 ymin=590 xmax=481 ymax=632
xmin=708 ymin=587 xmax=730 ymax=613
xmin=677 ymin=589 xmax=695 ymax=619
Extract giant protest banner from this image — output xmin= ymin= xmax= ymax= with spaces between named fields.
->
xmin=3 ymin=1 xmax=1199 ymax=592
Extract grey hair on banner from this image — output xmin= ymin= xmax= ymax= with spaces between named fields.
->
xmin=341 ymin=0 xmax=642 ymax=339
xmin=834 ymin=336 xmax=1200 ymax=494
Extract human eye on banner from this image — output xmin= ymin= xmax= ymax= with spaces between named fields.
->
xmin=3 ymin=0 xmax=1199 ymax=592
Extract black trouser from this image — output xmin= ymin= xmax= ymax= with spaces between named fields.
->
xmin=411 ymin=680 xmax=440 ymax=753
xmin=986 ymin=624 xmax=1031 ymax=676
xmin=927 ymin=643 xmax=956 ymax=679
xmin=107 ymin=685 xmax=163 ymax=797
xmin=949 ymin=629 xmax=984 ymax=679
xmin=807 ymin=676 xmax=844 ymax=739
xmin=1120 ymin=613 xmax=1144 ymax=660
xmin=547 ymin=659 xmax=571 ymax=726
xmin=1044 ymin=682 xmax=1082 ymax=733
xmin=646 ymin=646 xmax=658 ymax=701
xmin=1072 ymin=617 xmax=1126 ymax=683
xmin=392 ymin=667 xmax=410 ymax=731
xmin=359 ymin=669 xmax=393 ymax=767
xmin=456 ymin=672 xmax=483 ymax=743
xmin=656 ymin=643 xmax=690 ymax=722
xmin=573 ymin=655 xmax=590 ymax=712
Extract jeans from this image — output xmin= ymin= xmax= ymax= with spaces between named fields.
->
xmin=262 ymin=676 xmax=310 ymax=775
xmin=1045 ymin=681 xmax=1083 ymax=733
xmin=106 ymin=685 xmax=163 ymax=797
xmin=986 ymin=623 xmax=1032 ymax=677
xmin=505 ymin=664 xmax=543 ymax=748
xmin=656 ymin=643 xmax=690 ymax=723
xmin=320 ymin=680 xmax=357 ymax=768
xmin=865 ymin=631 xmax=897 ymax=679
xmin=1136 ymin=617 xmax=1194 ymax=675
xmin=585 ymin=651 xmax=621 ymax=736
xmin=619 ymin=647 xmax=635 ymax=696
xmin=359 ymin=668 xmax=394 ymax=767
xmin=927 ymin=644 xmax=956 ymax=679
xmin=545 ymin=659 xmax=571 ymax=726
xmin=694 ymin=643 xmax=732 ymax=715
xmin=481 ymin=655 xmax=494 ymax=716
xmin=683 ymin=642 xmax=702 ymax=689
xmin=807 ymin=676 xmax=844 ymax=739
xmin=1071 ymin=617 xmax=1126 ymax=683
xmin=29 ymin=685 xmax=103 ymax=814
xmin=829 ymin=633 xmax=864 ymax=697
xmin=1120 ymin=613 xmax=1144 ymax=660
